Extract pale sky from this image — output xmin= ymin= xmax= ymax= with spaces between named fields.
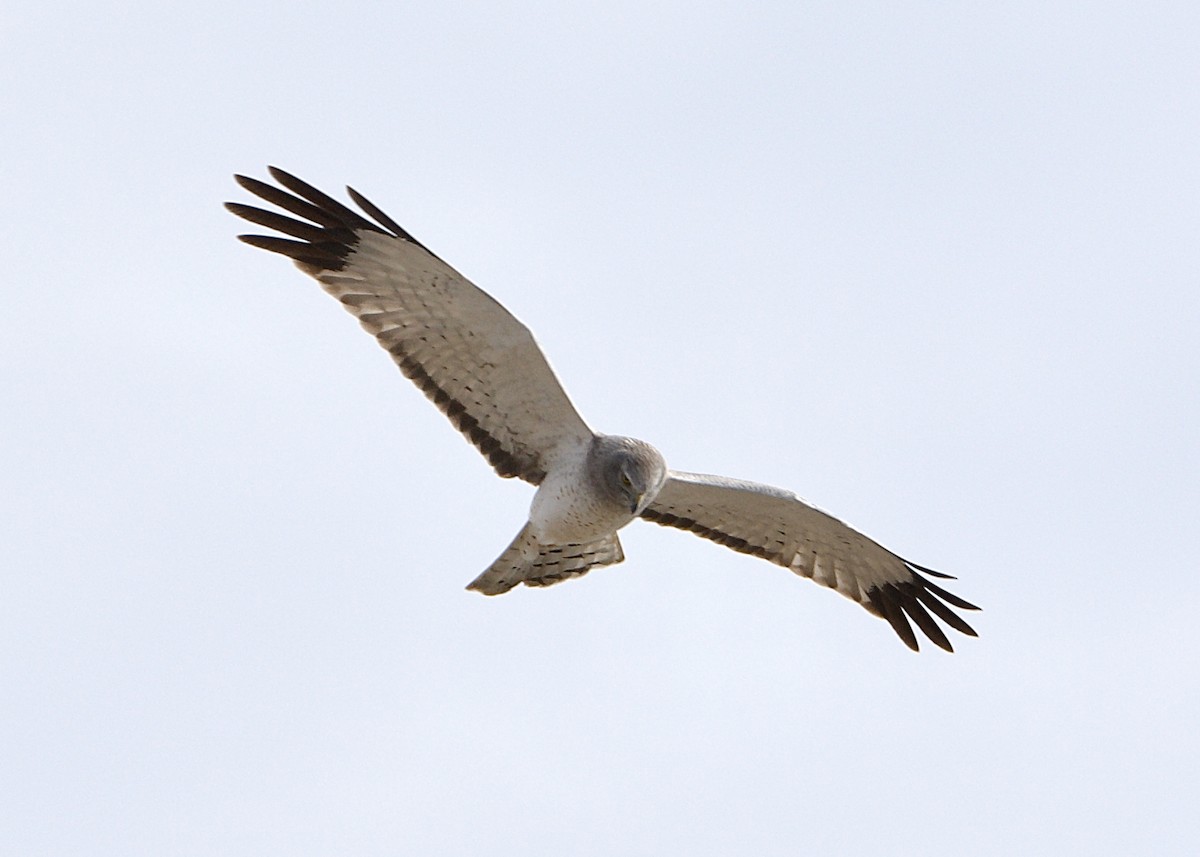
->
xmin=3 ymin=2 xmax=1198 ymax=855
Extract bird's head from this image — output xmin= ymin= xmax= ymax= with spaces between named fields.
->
xmin=590 ymin=435 xmax=668 ymax=515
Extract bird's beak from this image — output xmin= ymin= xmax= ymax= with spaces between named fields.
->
xmin=630 ymin=493 xmax=644 ymax=515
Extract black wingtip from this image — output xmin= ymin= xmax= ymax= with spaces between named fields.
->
xmin=896 ymin=585 xmax=954 ymax=652
xmin=916 ymin=573 xmax=982 ymax=612
xmin=905 ymin=560 xmax=957 ymax=580
xmin=266 ymin=165 xmax=302 ymax=188
xmin=230 ymin=166 xmax=446 ymax=264
xmin=868 ymin=587 xmax=920 ymax=652
xmin=864 ymin=560 xmax=981 ymax=652
xmin=235 ymin=233 xmax=349 ymax=268
xmin=913 ymin=586 xmax=979 ymax=637
xmin=228 ymin=167 xmax=419 ymax=273
xmin=346 ymin=184 xmax=441 ymax=259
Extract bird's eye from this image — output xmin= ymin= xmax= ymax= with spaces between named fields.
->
xmin=620 ymin=473 xmax=632 ymax=488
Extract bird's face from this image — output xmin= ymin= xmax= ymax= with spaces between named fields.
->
xmin=606 ymin=442 xmax=667 ymax=515
xmin=588 ymin=434 xmax=668 ymax=516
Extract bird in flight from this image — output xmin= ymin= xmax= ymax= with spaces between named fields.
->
xmin=227 ymin=167 xmax=979 ymax=652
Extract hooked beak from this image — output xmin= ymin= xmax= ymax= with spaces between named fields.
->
xmin=629 ymin=492 xmax=645 ymax=515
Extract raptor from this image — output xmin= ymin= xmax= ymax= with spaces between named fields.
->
xmin=228 ymin=167 xmax=980 ymax=652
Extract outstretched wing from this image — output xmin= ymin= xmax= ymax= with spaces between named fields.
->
xmin=640 ymin=472 xmax=979 ymax=651
xmin=227 ymin=167 xmax=593 ymax=484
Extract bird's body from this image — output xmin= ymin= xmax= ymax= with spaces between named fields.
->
xmin=528 ymin=435 xmax=664 ymax=545
xmin=228 ymin=167 xmax=980 ymax=651
xmin=528 ymin=441 xmax=610 ymax=545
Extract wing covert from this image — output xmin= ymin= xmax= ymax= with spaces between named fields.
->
xmin=227 ymin=167 xmax=594 ymax=484
xmin=640 ymin=471 xmax=979 ymax=651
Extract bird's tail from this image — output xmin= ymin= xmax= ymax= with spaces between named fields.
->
xmin=465 ymin=523 xmax=625 ymax=595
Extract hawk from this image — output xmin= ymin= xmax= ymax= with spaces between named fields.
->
xmin=227 ymin=167 xmax=980 ymax=652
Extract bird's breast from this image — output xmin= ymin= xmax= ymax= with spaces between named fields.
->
xmin=528 ymin=463 xmax=632 ymax=545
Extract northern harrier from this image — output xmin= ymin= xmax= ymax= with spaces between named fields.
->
xmin=227 ymin=167 xmax=980 ymax=652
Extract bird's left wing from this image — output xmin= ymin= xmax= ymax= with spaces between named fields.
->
xmin=226 ymin=167 xmax=594 ymax=484
xmin=640 ymin=471 xmax=979 ymax=651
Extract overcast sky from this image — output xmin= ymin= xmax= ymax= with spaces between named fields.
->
xmin=3 ymin=2 xmax=1198 ymax=855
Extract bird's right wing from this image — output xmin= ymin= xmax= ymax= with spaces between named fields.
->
xmin=227 ymin=167 xmax=594 ymax=484
xmin=641 ymin=471 xmax=979 ymax=651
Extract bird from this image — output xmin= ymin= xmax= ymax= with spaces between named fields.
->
xmin=227 ymin=166 xmax=980 ymax=652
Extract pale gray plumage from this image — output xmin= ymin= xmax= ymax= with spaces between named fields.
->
xmin=228 ymin=167 xmax=981 ymax=652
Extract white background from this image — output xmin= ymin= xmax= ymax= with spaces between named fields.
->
xmin=3 ymin=2 xmax=1197 ymax=854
